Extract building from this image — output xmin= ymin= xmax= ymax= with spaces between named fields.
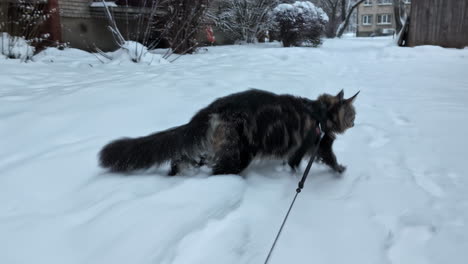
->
xmin=0 ymin=0 xmax=208 ymax=52
xmin=59 ymin=0 xmax=133 ymax=51
xmin=0 ymin=0 xmax=164 ymax=51
xmin=403 ymin=0 xmax=468 ymax=48
xmin=356 ymin=0 xmax=411 ymax=37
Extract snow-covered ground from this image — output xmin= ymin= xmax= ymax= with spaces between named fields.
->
xmin=1 ymin=37 xmax=468 ymax=264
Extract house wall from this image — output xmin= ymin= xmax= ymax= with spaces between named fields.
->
xmin=407 ymin=0 xmax=468 ymax=48
xmin=58 ymin=0 xmax=205 ymax=51
xmin=61 ymin=16 xmax=118 ymax=51
xmin=357 ymin=0 xmax=410 ymax=37
xmin=58 ymin=0 xmax=119 ymax=51
xmin=60 ymin=0 xmax=91 ymax=18
xmin=3 ymin=0 xmax=227 ymax=51
xmin=59 ymin=0 xmax=164 ymax=51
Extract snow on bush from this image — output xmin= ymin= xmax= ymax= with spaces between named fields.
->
xmin=100 ymin=41 xmax=169 ymax=65
xmin=272 ymin=1 xmax=328 ymax=47
xmin=32 ymin=46 xmax=98 ymax=65
xmin=212 ymin=0 xmax=279 ymax=44
xmin=1 ymin=33 xmax=35 ymax=61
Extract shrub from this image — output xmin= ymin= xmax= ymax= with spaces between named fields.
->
xmin=210 ymin=0 xmax=279 ymax=44
xmin=1 ymin=32 xmax=35 ymax=60
xmin=100 ymin=0 xmax=209 ymax=63
xmin=272 ymin=1 xmax=328 ymax=47
xmin=0 ymin=0 xmax=55 ymax=61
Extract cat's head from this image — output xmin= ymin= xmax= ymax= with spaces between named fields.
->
xmin=319 ymin=90 xmax=359 ymax=134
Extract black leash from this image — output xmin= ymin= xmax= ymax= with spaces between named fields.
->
xmin=263 ymin=124 xmax=324 ymax=264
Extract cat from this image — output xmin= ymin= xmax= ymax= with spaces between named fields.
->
xmin=99 ymin=89 xmax=358 ymax=175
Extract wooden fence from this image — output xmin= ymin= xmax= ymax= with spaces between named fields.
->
xmin=407 ymin=0 xmax=468 ymax=48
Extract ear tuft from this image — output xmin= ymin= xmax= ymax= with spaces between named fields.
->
xmin=346 ymin=91 xmax=360 ymax=104
xmin=336 ymin=89 xmax=344 ymax=101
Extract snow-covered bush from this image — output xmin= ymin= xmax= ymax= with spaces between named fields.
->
xmin=0 ymin=0 xmax=62 ymax=61
xmin=272 ymin=1 xmax=328 ymax=47
xmin=210 ymin=0 xmax=279 ymax=44
xmin=97 ymin=41 xmax=169 ymax=65
xmin=1 ymin=33 xmax=35 ymax=61
xmin=0 ymin=0 xmax=56 ymax=60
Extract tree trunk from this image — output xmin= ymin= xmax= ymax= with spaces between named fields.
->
xmin=341 ymin=0 xmax=346 ymax=21
xmin=393 ymin=0 xmax=403 ymax=34
xmin=336 ymin=0 xmax=365 ymax=38
xmin=326 ymin=5 xmax=338 ymax=38
xmin=397 ymin=15 xmax=410 ymax=46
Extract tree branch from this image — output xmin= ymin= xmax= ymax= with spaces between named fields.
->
xmin=336 ymin=0 xmax=365 ymax=38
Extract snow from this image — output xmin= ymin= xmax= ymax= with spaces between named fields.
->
xmin=89 ymin=2 xmax=118 ymax=7
xmin=274 ymin=1 xmax=329 ymax=22
xmin=1 ymin=37 xmax=468 ymax=264
xmin=103 ymin=41 xmax=169 ymax=65
xmin=32 ymin=41 xmax=168 ymax=65
xmin=1 ymin=33 xmax=35 ymax=61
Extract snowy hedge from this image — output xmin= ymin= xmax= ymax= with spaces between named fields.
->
xmin=272 ymin=1 xmax=328 ymax=47
xmin=1 ymin=33 xmax=35 ymax=61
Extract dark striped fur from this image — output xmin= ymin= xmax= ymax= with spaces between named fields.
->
xmin=99 ymin=89 xmax=358 ymax=175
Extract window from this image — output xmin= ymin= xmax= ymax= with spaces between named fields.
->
xmin=378 ymin=0 xmax=392 ymax=5
xmin=377 ymin=14 xmax=392 ymax=24
xmin=362 ymin=15 xmax=373 ymax=25
xmin=364 ymin=0 xmax=372 ymax=5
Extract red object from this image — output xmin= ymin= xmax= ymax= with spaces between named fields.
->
xmin=46 ymin=0 xmax=62 ymax=44
xmin=205 ymin=26 xmax=215 ymax=44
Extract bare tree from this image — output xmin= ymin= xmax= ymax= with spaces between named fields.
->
xmin=313 ymin=0 xmax=340 ymax=38
xmin=165 ymin=0 xmax=210 ymax=54
xmin=210 ymin=0 xmax=279 ymax=43
xmin=336 ymin=0 xmax=365 ymax=37
xmin=393 ymin=0 xmax=410 ymax=34
xmin=313 ymin=0 xmax=364 ymax=38
xmin=100 ymin=0 xmax=209 ymax=62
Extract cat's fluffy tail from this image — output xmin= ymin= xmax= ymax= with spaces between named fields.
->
xmin=99 ymin=116 xmax=209 ymax=172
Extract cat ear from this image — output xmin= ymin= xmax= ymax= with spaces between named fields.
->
xmin=336 ymin=89 xmax=344 ymax=101
xmin=346 ymin=91 xmax=360 ymax=104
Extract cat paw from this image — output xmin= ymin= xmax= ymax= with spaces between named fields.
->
xmin=333 ymin=164 xmax=346 ymax=174
xmin=288 ymin=165 xmax=298 ymax=173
